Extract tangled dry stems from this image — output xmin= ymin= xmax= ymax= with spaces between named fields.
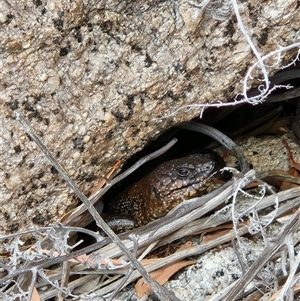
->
xmin=1 ymin=168 xmax=299 ymax=300
xmin=1 ymin=0 xmax=300 ymax=300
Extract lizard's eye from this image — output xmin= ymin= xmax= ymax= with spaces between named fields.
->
xmin=176 ymin=167 xmax=190 ymax=177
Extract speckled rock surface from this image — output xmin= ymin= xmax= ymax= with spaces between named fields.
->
xmin=218 ymin=134 xmax=300 ymax=172
xmin=0 ymin=0 xmax=299 ymax=234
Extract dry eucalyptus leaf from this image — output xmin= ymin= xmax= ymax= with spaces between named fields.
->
xmin=135 ymin=259 xmax=197 ymax=298
xmin=135 ymin=241 xmax=195 ymax=297
xmin=30 ymin=287 xmax=41 ymax=301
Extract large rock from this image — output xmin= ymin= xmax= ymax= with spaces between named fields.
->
xmin=0 ymin=0 xmax=299 ymax=234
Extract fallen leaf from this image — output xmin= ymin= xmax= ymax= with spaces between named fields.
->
xmin=30 ymin=287 xmax=41 ymax=301
xmin=244 ymin=182 xmax=259 ymax=189
xmin=198 ymin=222 xmax=247 ymax=244
xmin=202 ymin=229 xmax=231 ymax=243
xmin=135 ymin=241 xmax=196 ymax=297
xmin=177 ymin=241 xmax=193 ymax=251
xmin=135 ymin=269 xmax=162 ymax=297
xmin=135 ymin=260 xmax=196 ymax=298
